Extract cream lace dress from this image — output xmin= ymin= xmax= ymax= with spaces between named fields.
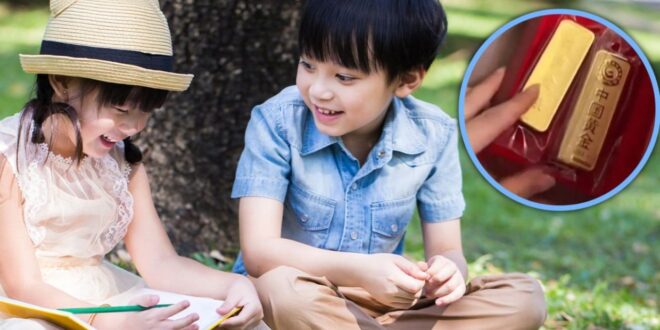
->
xmin=0 ymin=112 xmax=157 ymax=328
xmin=0 ymin=112 xmax=268 ymax=330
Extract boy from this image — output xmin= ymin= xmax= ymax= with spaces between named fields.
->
xmin=232 ymin=0 xmax=546 ymax=328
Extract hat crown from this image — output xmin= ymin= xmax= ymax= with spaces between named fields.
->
xmin=20 ymin=0 xmax=193 ymax=91
xmin=50 ymin=0 xmax=77 ymax=17
xmin=44 ymin=0 xmax=173 ymax=56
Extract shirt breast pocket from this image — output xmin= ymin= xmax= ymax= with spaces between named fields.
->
xmin=369 ymin=195 xmax=416 ymax=253
xmin=285 ymin=184 xmax=336 ymax=247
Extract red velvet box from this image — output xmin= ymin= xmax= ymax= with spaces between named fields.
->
xmin=478 ymin=14 xmax=655 ymax=204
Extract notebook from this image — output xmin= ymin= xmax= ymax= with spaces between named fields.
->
xmin=0 ymin=297 xmax=92 ymax=330
xmin=1 ymin=289 xmax=229 ymax=330
xmin=134 ymin=288 xmax=227 ymax=330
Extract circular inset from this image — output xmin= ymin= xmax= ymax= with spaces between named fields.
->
xmin=458 ymin=9 xmax=659 ymax=211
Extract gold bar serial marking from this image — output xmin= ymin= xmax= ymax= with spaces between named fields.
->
xmin=521 ymin=20 xmax=595 ymax=132
xmin=557 ymin=50 xmax=630 ymax=171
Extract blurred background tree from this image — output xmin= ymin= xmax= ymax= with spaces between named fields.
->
xmin=138 ymin=0 xmax=303 ymax=254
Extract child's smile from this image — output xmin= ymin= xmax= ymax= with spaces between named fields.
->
xmin=50 ymin=84 xmax=149 ymax=159
xmin=296 ymin=57 xmax=399 ymax=145
xmin=99 ymin=134 xmax=120 ymax=149
xmin=313 ymin=104 xmax=344 ymax=124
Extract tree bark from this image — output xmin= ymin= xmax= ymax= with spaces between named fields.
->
xmin=138 ymin=0 xmax=302 ymax=255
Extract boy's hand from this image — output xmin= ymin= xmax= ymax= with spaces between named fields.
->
xmin=423 ymin=255 xmax=466 ymax=306
xmin=359 ymin=253 xmax=428 ymax=309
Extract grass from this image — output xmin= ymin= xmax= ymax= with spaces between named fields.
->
xmin=0 ymin=4 xmax=47 ymax=117
xmin=1 ymin=2 xmax=658 ymax=329
xmin=411 ymin=2 xmax=660 ymax=329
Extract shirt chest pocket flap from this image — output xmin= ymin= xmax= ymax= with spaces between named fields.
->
xmin=371 ymin=195 xmax=416 ymax=237
xmin=287 ymin=184 xmax=336 ymax=231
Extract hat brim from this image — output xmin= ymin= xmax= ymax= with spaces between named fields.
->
xmin=19 ymin=54 xmax=194 ymax=92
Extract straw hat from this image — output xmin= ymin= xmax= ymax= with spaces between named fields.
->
xmin=20 ymin=0 xmax=193 ymax=91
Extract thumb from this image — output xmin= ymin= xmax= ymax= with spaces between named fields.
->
xmin=129 ymin=294 xmax=160 ymax=308
xmin=466 ymin=84 xmax=540 ymax=154
xmin=218 ymin=293 xmax=241 ymax=315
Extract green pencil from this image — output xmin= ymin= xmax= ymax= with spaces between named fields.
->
xmin=58 ymin=304 xmax=173 ymax=314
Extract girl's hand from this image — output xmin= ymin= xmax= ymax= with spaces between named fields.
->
xmin=94 ymin=294 xmax=199 ymax=330
xmin=358 ymin=253 xmax=428 ymax=309
xmin=423 ymin=255 xmax=466 ymax=306
xmin=216 ymin=276 xmax=263 ymax=329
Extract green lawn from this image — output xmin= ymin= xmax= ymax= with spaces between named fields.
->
xmin=412 ymin=2 xmax=660 ymax=329
xmin=1 ymin=2 xmax=658 ymax=329
xmin=0 ymin=4 xmax=47 ymax=117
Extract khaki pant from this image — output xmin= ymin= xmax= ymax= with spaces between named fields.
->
xmin=253 ymin=266 xmax=546 ymax=330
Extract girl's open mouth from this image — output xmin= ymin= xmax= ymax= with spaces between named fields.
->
xmin=100 ymin=134 xmax=118 ymax=148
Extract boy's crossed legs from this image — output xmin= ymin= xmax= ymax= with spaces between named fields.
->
xmin=253 ymin=266 xmax=546 ymax=330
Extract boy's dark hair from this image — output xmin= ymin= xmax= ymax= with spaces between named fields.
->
xmin=18 ymin=74 xmax=168 ymax=166
xmin=299 ymin=0 xmax=448 ymax=82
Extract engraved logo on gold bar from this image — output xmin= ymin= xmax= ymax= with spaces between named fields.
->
xmin=557 ymin=50 xmax=630 ymax=171
xmin=520 ymin=20 xmax=595 ymax=132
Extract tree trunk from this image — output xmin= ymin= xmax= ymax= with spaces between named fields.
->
xmin=137 ymin=0 xmax=302 ymax=256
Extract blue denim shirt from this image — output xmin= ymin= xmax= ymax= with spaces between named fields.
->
xmin=231 ymin=86 xmax=465 ymax=274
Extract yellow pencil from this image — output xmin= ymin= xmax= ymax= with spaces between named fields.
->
xmin=207 ymin=306 xmax=242 ymax=330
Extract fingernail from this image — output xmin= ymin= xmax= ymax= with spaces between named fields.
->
xmin=527 ymin=84 xmax=540 ymax=93
xmin=495 ymin=67 xmax=506 ymax=75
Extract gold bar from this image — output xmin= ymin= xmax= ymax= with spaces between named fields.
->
xmin=521 ymin=20 xmax=595 ymax=132
xmin=557 ymin=50 xmax=630 ymax=171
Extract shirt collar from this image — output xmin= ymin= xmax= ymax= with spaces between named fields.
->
xmin=300 ymin=97 xmax=427 ymax=156
xmin=386 ymin=97 xmax=427 ymax=155
xmin=300 ymin=110 xmax=339 ymax=155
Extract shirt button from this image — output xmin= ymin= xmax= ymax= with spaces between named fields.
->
xmin=350 ymin=231 xmax=358 ymax=240
xmin=300 ymin=214 xmax=309 ymax=223
xmin=351 ymin=183 xmax=358 ymax=191
xmin=377 ymin=150 xmax=386 ymax=158
xmin=391 ymin=224 xmax=398 ymax=233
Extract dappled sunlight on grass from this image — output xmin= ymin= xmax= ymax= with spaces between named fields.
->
xmin=445 ymin=9 xmax=510 ymax=40
xmin=0 ymin=5 xmax=46 ymax=116
xmin=422 ymin=59 xmax=468 ymax=92
xmin=629 ymin=30 xmax=660 ymax=60
xmin=0 ymin=26 xmax=46 ymax=51
xmin=543 ymin=276 xmax=659 ymax=329
xmin=0 ymin=4 xmax=48 ymax=51
xmin=406 ymin=144 xmax=659 ymax=328
xmin=1 ymin=2 xmax=658 ymax=329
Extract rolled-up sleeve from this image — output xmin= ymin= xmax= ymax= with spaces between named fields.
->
xmin=416 ymin=120 xmax=465 ymax=222
xmin=231 ymin=106 xmax=291 ymax=202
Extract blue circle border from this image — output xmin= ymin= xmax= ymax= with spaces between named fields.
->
xmin=458 ymin=8 xmax=660 ymax=211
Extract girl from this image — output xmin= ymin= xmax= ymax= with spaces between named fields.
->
xmin=0 ymin=1 xmax=262 ymax=329
xmin=232 ymin=0 xmax=546 ymax=329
